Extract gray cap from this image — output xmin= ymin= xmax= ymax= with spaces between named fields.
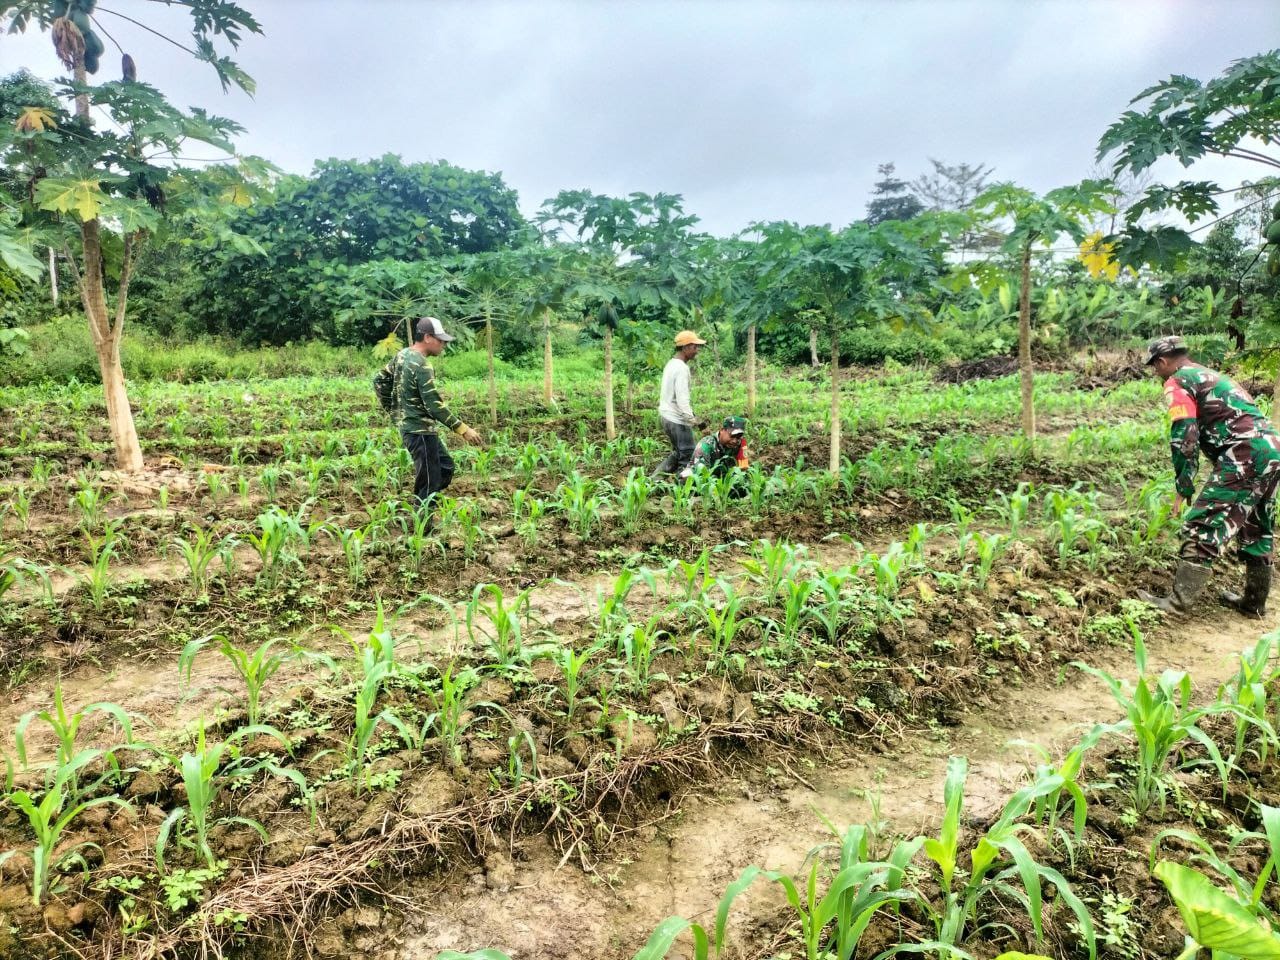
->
xmin=1144 ymin=335 xmax=1188 ymax=365
xmin=415 ymin=316 xmax=455 ymax=343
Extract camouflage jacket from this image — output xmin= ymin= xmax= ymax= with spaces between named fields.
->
xmin=373 ymin=348 xmax=465 ymax=436
xmin=1164 ymin=365 xmax=1280 ymax=497
xmin=679 ymin=434 xmax=749 ymax=478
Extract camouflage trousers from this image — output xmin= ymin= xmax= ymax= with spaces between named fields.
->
xmin=1180 ymin=459 xmax=1280 ymax=566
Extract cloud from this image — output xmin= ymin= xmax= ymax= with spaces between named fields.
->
xmin=2 ymin=0 xmax=1272 ymax=235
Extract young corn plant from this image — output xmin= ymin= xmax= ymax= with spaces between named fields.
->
xmin=766 ymin=575 xmax=816 ymax=659
xmin=1 ymin=750 xmax=132 ymax=906
xmin=327 ymin=523 xmax=371 ymax=586
xmin=511 ymin=488 xmax=548 ymax=549
xmin=742 ymin=539 xmax=811 ymax=604
xmin=761 ymin=823 xmax=920 ymax=960
xmin=344 ymin=660 xmax=412 ymax=792
xmin=806 ymin=566 xmax=858 ymax=647
xmin=1153 ymin=859 xmax=1280 ymax=956
xmin=692 ymin=578 xmax=756 ymax=671
xmin=1073 ymin=626 xmax=1268 ymax=817
xmin=669 ymin=476 xmax=697 ymax=528
xmin=156 ymin=720 xmax=306 ymax=870
xmin=989 ymin=483 xmax=1034 ymax=538
xmin=666 ymin=547 xmax=714 ymax=604
xmin=972 ymin=533 xmax=1007 ymax=591
xmin=1149 ymin=802 xmax=1280 ymax=923
xmin=913 ymin=755 xmax=1097 ymax=956
xmin=247 ymin=506 xmax=306 ymax=588
xmin=618 ymin=468 xmax=654 ymax=534
xmin=180 ymin=634 xmax=333 ymax=728
xmin=1216 ymin=631 xmax=1280 ymax=765
xmin=14 ymin=683 xmax=137 ymax=781
xmin=171 ymin=527 xmax=236 ymax=597
xmin=404 ymin=502 xmax=445 ymax=570
xmin=550 ymin=644 xmax=601 ymax=723
xmin=557 ymin=472 xmax=606 ymax=540
xmin=418 ymin=662 xmax=492 ymax=767
xmin=618 ymin=613 xmax=671 ymax=693
xmin=859 ymin=542 xmax=909 ymax=621
xmin=81 ymin=525 xmax=119 ymax=614
xmin=466 ymin=583 xmax=540 ymax=668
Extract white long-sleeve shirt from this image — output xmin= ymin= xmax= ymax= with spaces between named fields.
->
xmin=658 ymin=356 xmax=695 ymax=426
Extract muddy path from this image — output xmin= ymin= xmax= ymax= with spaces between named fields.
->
xmin=399 ymin=611 xmax=1263 ymax=960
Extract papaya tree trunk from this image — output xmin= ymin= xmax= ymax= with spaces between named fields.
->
xmin=542 ymin=308 xmax=553 ymax=407
xmin=625 ymin=375 xmax=634 ymax=417
xmin=486 ymin=316 xmax=497 ymax=425
xmin=69 ymin=56 xmax=143 ymax=473
xmin=809 ymin=325 xmax=819 ymax=368
xmin=829 ymin=323 xmax=841 ymax=475
xmin=1018 ymin=243 xmax=1035 ymax=440
xmin=746 ymin=324 xmax=757 ymax=416
xmin=80 ymin=224 xmax=144 ymax=472
xmin=603 ymin=326 xmax=616 ymax=440
xmin=48 ymin=247 xmax=58 ymax=305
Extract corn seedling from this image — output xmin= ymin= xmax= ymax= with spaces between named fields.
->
xmin=666 ymin=547 xmax=714 ymax=603
xmin=405 ymin=504 xmax=445 ymax=570
xmin=618 ymin=613 xmax=671 ymax=692
xmin=990 ymin=483 xmax=1034 ymax=538
xmin=551 ymin=644 xmax=601 ymax=722
xmin=511 ymin=488 xmax=547 ymax=549
xmin=619 ymin=468 xmax=654 ymax=533
xmin=156 ymin=719 xmax=305 ymax=870
xmin=419 ymin=662 xmax=491 ymax=767
xmin=1 ymin=750 xmax=132 ymax=905
xmin=180 ymin=634 xmax=332 ymax=728
xmin=466 ymin=583 xmax=539 ymax=667
xmin=972 ymin=533 xmax=1007 ymax=591
xmin=1073 ymin=626 xmax=1267 ymax=817
xmin=81 ymin=526 xmax=118 ymax=613
xmin=913 ymin=755 xmax=1097 ymax=956
xmin=172 ymin=527 xmax=234 ymax=597
xmin=692 ymin=578 xmax=756 ymax=670
xmin=557 ymin=472 xmax=606 ymax=540
xmin=742 ymin=539 xmax=810 ymax=604
xmin=807 ymin=567 xmax=858 ymax=646
xmin=1217 ymin=631 xmax=1280 ymax=765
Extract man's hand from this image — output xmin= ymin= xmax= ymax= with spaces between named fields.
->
xmin=460 ymin=426 xmax=482 ymax=445
xmin=693 ymin=417 xmax=708 ymax=430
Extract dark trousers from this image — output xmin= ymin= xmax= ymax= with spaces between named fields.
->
xmin=403 ymin=432 xmax=455 ymax=507
xmin=654 ymin=418 xmax=695 ymax=476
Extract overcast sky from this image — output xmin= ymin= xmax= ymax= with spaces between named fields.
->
xmin=2 ymin=0 xmax=1274 ymax=236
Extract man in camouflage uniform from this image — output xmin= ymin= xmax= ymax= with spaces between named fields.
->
xmin=373 ymin=316 xmax=482 ymax=514
xmin=1137 ymin=335 xmax=1280 ymax=617
xmin=679 ymin=416 xmax=750 ymax=481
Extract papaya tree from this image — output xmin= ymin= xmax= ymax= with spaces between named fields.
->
xmin=537 ymin=190 xmax=703 ymax=439
xmin=1 ymin=0 xmax=262 ymax=472
xmin=455 ymin=250 xmax=529 ymax=425
xmin=753 ymin=219 xmax=940 ymax=473
xmin=1096 ymin=50 xmax=1280 ymax=270
xmin=971 ymin=182 xmax=1115 ymax=440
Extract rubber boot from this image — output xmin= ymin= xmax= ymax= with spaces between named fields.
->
xmin=1221 ymin=558 xmax=1272 ymax=618
xmin=1137 ymin=561 xmax=1213 ymax=615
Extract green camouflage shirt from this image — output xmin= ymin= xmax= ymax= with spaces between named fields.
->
xmin=680 ymin=434 xmax=749 ymax=478
xmin=373 ymin=348 xmax=464 ymax=436
xmin=1164 ymin=365 xmax=1280 ymax=497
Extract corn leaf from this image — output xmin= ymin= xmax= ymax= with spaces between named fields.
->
xmin=1154 ymin=860 xmax=1280 ymax=957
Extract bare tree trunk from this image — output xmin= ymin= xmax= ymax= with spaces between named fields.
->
xmin=486 ymin=317 xmax=497 ymax=425
xmin=405 ymin=315 xmax=413 ymax=347
xmin=542 ymin=308 xmax=553 ymax=407
xmin=80 ymin=223 xmax=144 ymax=472
xmin=603 ymin=326 xmax=616 ymax=440
xmin=48 ymin=247 xmax=58 ymax=305
xmin=746 ymin=324 xmax=757 ymax=416
xmin=1018 ymin=243 xmax=1036 ymax=440
xmin=809 ymin=325 xmax=819 ymax=368
xmin=70 ymin=56 xmax=143 ymax=472
xmin=829 ymin=325 xmax=841 ymax=474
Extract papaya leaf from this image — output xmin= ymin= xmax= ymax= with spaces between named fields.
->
xmin=34 ymin=176 xmax=106 ymax=221
xmin=1154 ymin=860 xmax=1280 ymax=958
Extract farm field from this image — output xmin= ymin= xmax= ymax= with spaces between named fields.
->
xmin=5 ymin=357 xmax=1280 ymax=960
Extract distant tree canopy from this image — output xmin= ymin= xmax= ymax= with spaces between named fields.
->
xmin=864 ymin=162 xmax=923 ymax=225
xmin=190 ymin=154 xmax=526 ymax=343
